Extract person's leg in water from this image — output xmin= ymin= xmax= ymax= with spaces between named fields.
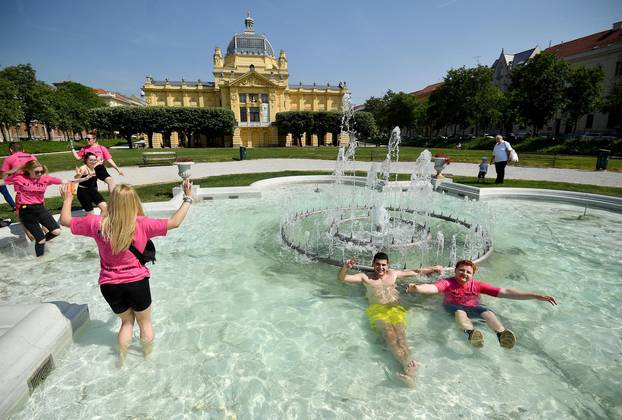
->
xmin=454 ymin=310 xmax=484 ymax=347
xmin=377 ymin=321 xmax=415 ymax=386
xmin=117 ymin=309 xmax=136 ymax=366
xmin=393 ymin=324 xmax=417 ymax=381
xmin=481 ymin=310 xmax=516 ymax=349
xmin=134 ymin=306 xmax=154 ymax=359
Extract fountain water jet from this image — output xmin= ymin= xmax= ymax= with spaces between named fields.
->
xmin=280 ymin=95 xmax=493 ymax=270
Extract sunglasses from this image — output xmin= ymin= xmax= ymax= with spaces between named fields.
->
xmin=86 ymin=137 xmax=95 ymax=141
xmin=33 ymin=170 xmax=44 ymax=175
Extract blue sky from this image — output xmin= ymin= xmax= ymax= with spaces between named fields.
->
xmin=1 ymin=0 xmax=620 ymax=104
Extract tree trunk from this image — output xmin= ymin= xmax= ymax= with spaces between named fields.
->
xmin=0 ymin=125 xmax=8 ymax=142
xmin=125 ymin=133 xmax=133 ymax=149
xmin=26 ymin=120 xmax=32 ymax=140
xmin=147 ymin=132 xmax=154 ymax=149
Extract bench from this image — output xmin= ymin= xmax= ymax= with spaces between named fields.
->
xmin=515 ymin=154 xmax=558 ymax=168
xmin=142 ymin=151 xmax=177 ymax=166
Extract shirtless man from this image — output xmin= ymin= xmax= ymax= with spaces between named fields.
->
xmin=338 ymin=252 xmax=443 ymax=385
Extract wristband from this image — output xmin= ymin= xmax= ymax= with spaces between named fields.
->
xmin=182 ymin=196 xmax=193 ymax=204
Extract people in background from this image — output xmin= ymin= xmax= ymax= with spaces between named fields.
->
xmin=71 ymin=133 xmax=124 ymax=193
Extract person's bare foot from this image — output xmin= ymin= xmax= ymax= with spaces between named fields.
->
xmin=396 ymin=359 xmax=417 ymax=387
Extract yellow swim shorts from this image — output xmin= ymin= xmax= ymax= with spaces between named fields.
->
xmin=366 ymin=304 xmax=407 ymax=332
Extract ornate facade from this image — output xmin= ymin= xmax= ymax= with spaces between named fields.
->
xmin=143 ymin=14 xmax=349 ymax=148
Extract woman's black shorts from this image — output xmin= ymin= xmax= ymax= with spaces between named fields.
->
xmin=94 ymin=164 xmax=111 ymax=181
xmin=100 ymin=277 xmax=151 ymax=314
xmin=77 ymin=187 xmax=105 ymax=212
xmin=19 ymin=204 xmax=60 ymax=242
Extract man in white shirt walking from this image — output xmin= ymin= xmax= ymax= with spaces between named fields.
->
xmin=491 ymin=135 xmax=513 ymax=184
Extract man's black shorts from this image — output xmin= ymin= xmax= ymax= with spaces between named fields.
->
xmin=100 ymin=277 xmax=151 ymax=314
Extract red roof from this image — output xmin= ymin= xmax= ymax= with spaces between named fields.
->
xmin=93 ymin=88 xmax=108 ymax=94
xmin=412 ymin=81 xmax=444 ymax=100
xmin=545 ymin=28 xmax=622 ymax=58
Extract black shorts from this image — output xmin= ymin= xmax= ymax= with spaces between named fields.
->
xmin=443 ymin=303 xmax=493 ymax=319
xmin=477 ymin=171 xmax=486 ymax=178
xmin=19 ymin=204 xmax=60 ymax=242
xmin=100 ymin=277 xmax=151 ymax=314
xmin=94 ymin=164 xmax=111 ymax=182
xmin=77 ymin=187 xmax=105 ymax=212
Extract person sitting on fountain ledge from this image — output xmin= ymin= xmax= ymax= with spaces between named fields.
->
xmin=406 ymin=259 xmax=557 ymax=349
xmin=338 ymin=252 xmax=444 ymax=386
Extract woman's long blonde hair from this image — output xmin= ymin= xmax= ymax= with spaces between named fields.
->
xmin=100 ymin=184 xmax=144 ymax=254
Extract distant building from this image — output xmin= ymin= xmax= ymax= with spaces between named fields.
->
xmin=491 ymin=47 xmax=540 ymax=91
xmin=412 ymin=81 xmax=444 ymax=101
xmin=94 ymin=88 xmax=145 ymax=107
xmin=143 ymin=13 xmax=349 ymax=148
xmin=544 ymin=21 xmax=622 ymax=136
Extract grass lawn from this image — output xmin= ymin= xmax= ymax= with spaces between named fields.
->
xmin=9 ymin=145 xmax=619 ymax=173
xmin=1 ymin=170 xmax=620 ymax=222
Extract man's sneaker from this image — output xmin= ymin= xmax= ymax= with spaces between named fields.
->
xmin=467 ymin=329 xmax=484 ymax=347
xmin=498 ymin=330 xmax=516 ymax=349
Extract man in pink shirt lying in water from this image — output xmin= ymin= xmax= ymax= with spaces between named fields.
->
xmin=407 ymin=259 xmax=557 ymax=349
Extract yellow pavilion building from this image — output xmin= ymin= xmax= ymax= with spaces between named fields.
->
xmin=143 ymin=13 xmax=349 ymax=148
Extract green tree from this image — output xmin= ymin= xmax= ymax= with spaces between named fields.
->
xmin=384 ymin=91 xmax=421 ymax=133
xmin=0 ymin=64 xmax=49 ymax=139
xmin=510 ymin=52 xmax=569 ymax=134
xmin=429 ymin=66 xmax=502 ymax=136
xmin=35 ymin=82 xmax=60 ymax=140
xmin=563 ymin=66 xmax=604 ymax=133
xmin=0 ymin=76 xmax=23 ymax=141
xmin=275 ymin=111 xmax=314 ymax=146
xmin=352 ymin=111 xmax=378 ymax=143
xmin=53 ymin=81 xmax=105 ymax=138
xmin=602 ymin=82 xmax=622 ymax=129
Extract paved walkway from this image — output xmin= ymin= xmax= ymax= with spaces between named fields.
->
xmin=5 ymin=159 xmax=620 ymax=199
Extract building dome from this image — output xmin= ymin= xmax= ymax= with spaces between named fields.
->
xmin=226 ymin=13 xmax=275 ymax=57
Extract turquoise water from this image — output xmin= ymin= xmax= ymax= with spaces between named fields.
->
xmin=3 ymin=185 xmax=622 ymax=419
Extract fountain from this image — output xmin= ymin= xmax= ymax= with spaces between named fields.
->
xmin=280 ymin=94 xmax=493 ymax=269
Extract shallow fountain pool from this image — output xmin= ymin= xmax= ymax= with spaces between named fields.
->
xmin=2 ymin=185 xmax=622 ymax=419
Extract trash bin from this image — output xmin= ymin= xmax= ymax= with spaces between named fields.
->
xmin=239 ymin=146 xmax=247 ymax=161
xmin=596 ymin=149 xmax=610 ymax=171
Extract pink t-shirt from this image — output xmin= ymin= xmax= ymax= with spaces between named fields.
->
xmin=78 ymin=144 xmax=112 ymax=160
xmin=1 ymin=151 xmax=36 ymax=173
xmin=434 ymin=277 xmax=501 ymax=307
xmin=70 ymin=215 xmax=168 ymax=285
xmin=5 ymin=174 xmax=62 ymax=205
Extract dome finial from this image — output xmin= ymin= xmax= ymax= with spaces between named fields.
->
xmin=245 ymin=12 xmax=254 ymax=32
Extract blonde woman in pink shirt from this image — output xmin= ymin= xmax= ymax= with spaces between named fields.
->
xmin=59 ymin=179 xmax=193 ymax=365
xmin=4 ymin=160 xmax=73 ymax=256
